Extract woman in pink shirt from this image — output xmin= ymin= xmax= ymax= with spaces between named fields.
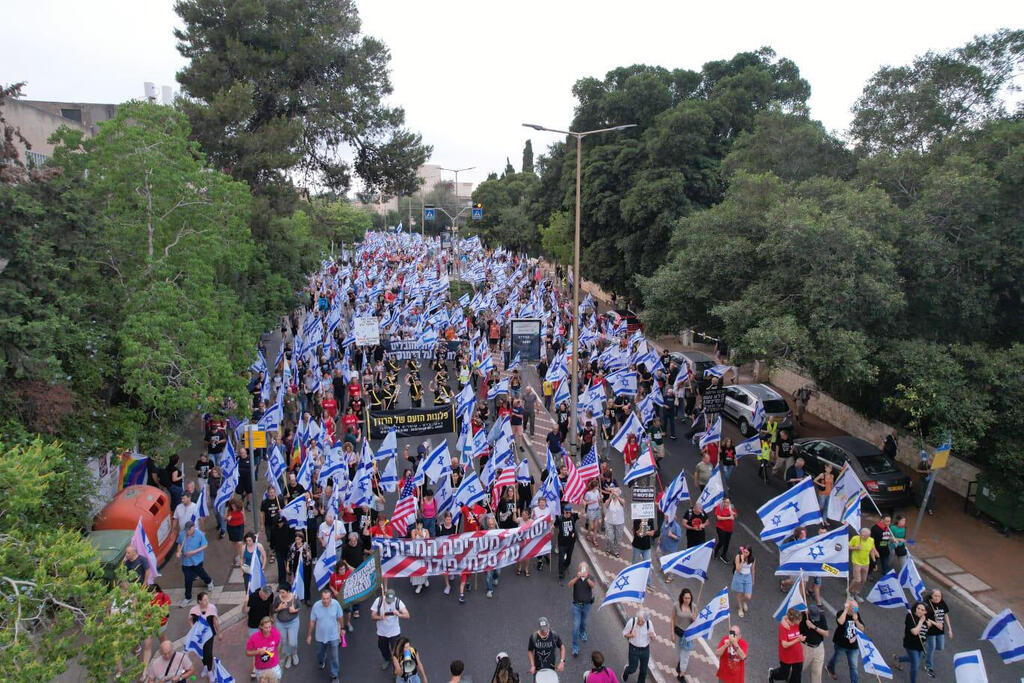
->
xmin=245 ymin=616 xmax=282 ymax=681
xmin=584 ymin=650 xmax=620 ymax=682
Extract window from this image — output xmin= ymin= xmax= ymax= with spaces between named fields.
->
xmin=25 ymin=150 xmax=49 ymax=168
xmin=60 ymin=108 xmax=82 ymax=122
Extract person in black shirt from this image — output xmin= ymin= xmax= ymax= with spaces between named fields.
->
xmin=800 ymin=604 xmax=829 ymax=682
xmin=556 ymin=505 xmax=579 ymax=580
xmin=496 ymin=488 xmax=518 ymax=529
xmin=567 ymin=562 xmax=596 ymax=657
xmin=268 ymin=515 xmax=294 ymax=585
xmin=683 ymin=504 xmax=708 ymax=548
xmin=260 ymin=487 xmax=282 ymax=531
xmin=244 ymin=584 xmax=274 ymax=632
xmin=826 ymin=598 xmax=865 ymax=681
xmin=896 ymin=601 xmax=928 ymax=676
xmin=923 ymin=589 xmax=952 ymax=677
xmin=528 ymin=617 xmax=565 ymax=675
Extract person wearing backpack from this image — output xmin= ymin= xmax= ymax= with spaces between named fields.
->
xmin=391 ymin=636 xmax=427 ymax=683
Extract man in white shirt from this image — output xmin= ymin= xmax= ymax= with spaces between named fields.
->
xmin=621 ymin=608 xmax=654 ymax=682
xmin=317 ymin=512 xmax=344 ymax=551
xmin=371 ymin=589 xmax=409 ymax=671
xmin=172 ymin=491 xmax=199 ymax=538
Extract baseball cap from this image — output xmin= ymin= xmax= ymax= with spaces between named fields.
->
xmin=538 ymin=617 xmax=549 ymax=629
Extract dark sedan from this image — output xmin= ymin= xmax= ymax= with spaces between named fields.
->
xmin=794 ymin=436 xmax=913 ymax=510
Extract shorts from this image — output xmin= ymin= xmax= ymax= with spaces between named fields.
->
xmin=227 ymin=524 xmax=245 ymax=542
xmin=255 ymin=664 xmax=281 ymax=681
xmin=730 ymin=572 xmax=752 ymax=594
xmin=586 ymin=507 xmax=601 ymax=522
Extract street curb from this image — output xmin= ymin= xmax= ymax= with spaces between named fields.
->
xmin=912 ymin=560 xmax=997 ymax=620
xmin=172 ymin=603 xmax=246 ymax=650
xmin=521 ymin=430 xmax=670 ymax=683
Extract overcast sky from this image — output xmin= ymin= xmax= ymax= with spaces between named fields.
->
xmin=5 ymin=1 xmax=1022 ymax=190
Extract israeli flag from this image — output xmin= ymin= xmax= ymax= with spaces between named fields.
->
xmin=280 ymin=496 xmax=308 ymax=529
xmin=455 ymin=382 xmax=476 ymax=420
xmin=776 ymin=525 xmax=849 ymax=577
xmin=773 ymin=573 xmax=808 ymax=621
xmin=453 ymin=470 xmax=486 ymax=518
xmin=537 ymin=471 xmax=562 ymax=517
xmin=507 ymin=352 xmax=521 ymax=371
xmin=377 ymin=430 xmax=398 ymax=461
xmin=212 ymin=658 xmax=235 ymax=683
xmin=295 ymin=453 xmax=313 ymax=491
xmin=257 ymin=401 xmax=282 ymax=431
xmin=422 ymin=441 xmax=452 ymax=484
xmin=684 ymin=587 xmax=730 ymax=642
xmin=434 ymin=470 xmax=455 ymax=515
xmin=623 ymin=446 xmax=658 ymax=485
xmin=636 ymin=394 xmax=655 ymax=426
xmin=658 ymin=468 xmax=691 ymax=519
xmin=953 ymin=650 xmax=989 ymax=683
xmin=313 ymin=532 xmax=337 ymax=591
xmin=607 ymin=370 xmax=637 ymax=397
xmin=599 ymin=560 xmax=651 ymax=609
xmin=458 ymin=292 xmax=471 ymax=307
xmin=516 ymin=458 xmax=532 ymax=484
xmin=756 ymin=477 xmax=823 ymax=543
xmin=694 ymin=465 xmax=725 ymax=510
xmin=698 ymin=415 xmax=722 ymax=449
xmin=981 ymin=608 xmax=1024 ymax=664
xmin=827 ymin=465 xmax=868 ymax=522
xmin=552 ymin=378 xmax=570 ymax=406
xmin=735 ymin=435 xmax=761 ymax=459
xmin=184 ymin=616 xmax=213 ymax=658
xmin=379 ymin=455 xmax=398 ymax=493
xmin=194 ymin=484 xmax=210 ymax=520
xmin=610 ymin=412 xmax=646 ymax=453
xmin=660 ymin=540 xmax=715 ymax=582
xmin=318 ymin=446 xmax=347 ymax=487
xmin=867 ymin=570 xmax=909 ymax=609
xmin=751 ymin=400 xmax=766 ymax=431
xmin=488 ymin=377 xmax=510 ymax=400
xmin=703 ymin=364 xmax=730 ymax=378
xmin=855 ymin=628 xmax=893 ymax=678
xmin=215 ymin=469 xmax=239 ymax=515
xmin=899 ymin=553 xmax=927 ymax=601
xmin=266 ymin=444 xmax=287 ymax=486
xmin=248 ymin=541 xmax=267 ymax=594
xmin=840 ymin=492 xmax=863 ymax=530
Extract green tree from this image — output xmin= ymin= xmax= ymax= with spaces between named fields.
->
xmin=0 ymin=439 xmax=160 ymax=681
xmin=850 ymin=29 xmax=1024 ymax=154
xmin=539 ymin=210 xmax=572 ymax=265
xmin=174 ymin=0 xmax=430 ymax=197
xmin=723 ymin=110 xmax=856 ymax=181
xmin=307 ymin=197 xmax=375 ymax=245
xmin=522 ymin=139 xmax=534 ymax=174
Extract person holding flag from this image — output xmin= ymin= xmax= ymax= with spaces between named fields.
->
xmin=825 ymin=598 xmax=865 ymax=683
xmin=187 ymin=592 xmax=221 ymax=679
xmin=894 ymin=601 xmax=928 ymax=682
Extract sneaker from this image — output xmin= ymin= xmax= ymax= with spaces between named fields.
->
xmin=572 ymin=646 xmax=579 ymax=657
xmin=927 ymin=670 xmax=936 ymax=679
xmin=623 ymin=667 xmax=631 ymax=682
xmin=459 ymin=594 xmax=466 ymax=604
xmin=537 ymin=559 xmax=542 ymax=570
xmin=443 ymin=585 xmax=451 ymax=595
xmin=424 ymin=579 xmax=430 ymax=587
xmin=581 ymin=631 xmax=588 ymax=642
xmin=283 ymin=657 xmax=291 ymax=670
xmin=486 ymin=590 xmax=493 ymax=598
xmin=768 ymin=667 xmax=774 ymax=681
xmin=346 ymin=622 xmax=353 ymax=632
xmin=331 ymin=678 xmax=339 ymax=683
xmin=319 ymin=661 xmax=326 ymax=670
xmin=719 ymin=556 xmax=731 ymax=565
xmin=414 ymin=585 xmax=422 ymax=594
xmin=493 ymin=578 xmax=499 ymax=586
xmin=206 ymin=581 xmax=215 ymax=590
xmin=179 ymin=598 xmax=189 ymax=608
xmin=292 ymin=654 xmax=298 ymax=666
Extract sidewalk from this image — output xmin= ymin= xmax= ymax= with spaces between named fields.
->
xmin=575 ymin=275 xmax=1023 ymax=620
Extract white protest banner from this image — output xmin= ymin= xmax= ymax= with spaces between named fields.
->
xmin=372 ymin=517 xmax=552 ymax=577
xmin=353 ymin=316 xmax=380 ymax=346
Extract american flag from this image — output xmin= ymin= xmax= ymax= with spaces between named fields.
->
xmin=578 ymin=450 xmax=600 ymax=482
xmin=562 ymin=455 xmax=586 ymax=504
xmin=390 ymin=477 xmax=418 ymax=537
xmin=491 ymin=467 xmax=517 ymax=508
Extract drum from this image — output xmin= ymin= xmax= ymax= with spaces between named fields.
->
xmin=534 ymin=669 xmax=559 ymax=683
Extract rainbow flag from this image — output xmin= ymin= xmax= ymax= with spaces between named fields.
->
xmin=119 ymin=453 xmax=149 ymax=490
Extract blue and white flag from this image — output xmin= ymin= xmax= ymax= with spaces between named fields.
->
xmin=898 ymin=554 xmax=927 ymax=601
xmin=827 ymin=464 xmax=868 ymax=522
xmin=773 ymin=573 xmax=808 ymax=621
xmin=658 ymin=468 xmax=691 ymax=518
xmin=734 ymin=434 xmax=761 ymax=459
xmin=379 ymin=455 xmax=398 ymax=493
xmin=698 ymin=415 xmax=722 ymax=449
xmin=703 ymin=364 xmax=730 ymax=378
xmin=867 ymin=570 xmax=908 ymax=609
xmin=516 ymin=458 xmax=532 ymax=484
xmin=776 ymin=525 xmax=849 ymax=577
xmin=599 ymin=560 xmax=651 ymax=608
xmin=855 ymin=628 xmax=893 ymax=678
xmin=488 ymin=414 xmax=510 ymax=444
xmin=952 ymin=650 xmax=989 ymax=683
xmin=684 ymin=587 xmax=730 ymax=642
xmin=610 ymin=412 xmax=646 ymax=453
xmin=318 ymin=446 xmax=347 ymax=487
xmin=280 ymin=496 xmax=308 ymax=529
xmin=751 ymin=400 xmax=766 ymax=431
xmin=507 ymin=352 xmax=521 ymax=371
xmin=660 ymin=540 xmax=715 ymax=582
xmin=636 ymin=394 xmax=655 ymax=426
xmin=212 ymin=658 xmax=235 ymax=683
xmin=537 ymin=471 xmax=562 ymax=517
xmin=840 ymin=491 xmax=863 ymax=530
xmin=694 ymin=465 xmax=725 ymax=511
xmin=215 ymin=469 xmax=239 ymax=515
xmin=194 ymin=484 xmax=210 ymax=520
xmin=981 ymin=608 xmax=1024 ymax=664
xmin=248 ymin=542 xmax=267 ymax=594
xmin=422 ymin=441 xmax=452 ymax=484
xmin=452 ymin=470 xmax=486 ymax=520
xmin=623 ymin=445 xmax=658 ymax=485
xmin=265 ymin=444 xmax=287 ymax=487
xmin=184 ymin=616 xmax=213 ymax=658
xmin=455 ymin=382 xmax=476 ymax=419
xmin=552 ymin=378 xmax=570 ymax=406
xmin=607 ymin=370 xmax=637 ymax=397
xmin=290 ymin=553 xmax=305 ymax=601
xmin=313 ymin=531 xmax=337 ymax=591
xmin=756 ymin=477 xmax=823 ymax=543
xmin=377 ymin=430 xmax=398 ymax=461
xmin=295 ymin=453 xmax=313 ymax=491
xmin=458 ymin=292 xmax=471 ymax=307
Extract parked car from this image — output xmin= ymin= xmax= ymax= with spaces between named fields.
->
xmin=723 ymin=383 xmax=793 ymax=437
xmin=602 ymin=309 xmax=643 ymax=335
xmin=794 ymin=436 xmax=913 ymax=510
xmin=668 ymin=351 xmax=716 ymax=384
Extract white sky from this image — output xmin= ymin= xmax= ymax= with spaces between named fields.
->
xmin=4 ymin=1 xmax=1022 ymax=190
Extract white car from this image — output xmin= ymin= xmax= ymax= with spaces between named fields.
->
xmin=722 ymin=383 xmax=792 ymax=436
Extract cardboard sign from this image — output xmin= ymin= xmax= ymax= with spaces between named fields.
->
xmin=631 ymin=485 xmax=656 ymax=520
xmin=701 ymin=387 xmax=727 ymax=414
xmin=353 ymin=316 xmax=380 ymax=346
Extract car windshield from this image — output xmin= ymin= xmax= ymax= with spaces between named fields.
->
xmin=695 ymin=361 xmax=714 ymax=374
xmin=858 ymin=454 xmax=900 ymax=476
xmin=762 ymin=399 xmax=788 ymax=413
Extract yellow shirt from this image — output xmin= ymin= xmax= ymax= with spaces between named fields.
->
xmin=849 ymin=535 xmax=875 ymax=566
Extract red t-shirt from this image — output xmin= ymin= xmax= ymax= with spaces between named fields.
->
xmin=704 ymin=442 xmax=720 ymax=466
xmin=623 ymin=441 xmax=639 ymax=468
xmin=716 ymin=636 xmax=747 ymax=683
xmin=347 ymin=382 xmax=361 ymax=400
xmin=227 ymin=509 xmax=245 ymax=527
xmin=341 ymin=413 xmax=359 ymax=435
xmin=370 ymin=523 xmax=393 ymax=538
xmin=322 ymin=397 xmax=338 ymax=420
xmin=151 ymin=591 xmax=171 ymax=627
xmin=329 ymin=568 xmax=351 ymax=597
xmin=714 ymin=502 xmax=735 ymax=532
xmin=779 ymin=621 xmax=804 ymax=663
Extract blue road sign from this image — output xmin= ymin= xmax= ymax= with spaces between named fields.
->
xmin=471 ymin=207 xmax=483 ymax=221
xmin=424 ymin=207 xmax=436 ymax=221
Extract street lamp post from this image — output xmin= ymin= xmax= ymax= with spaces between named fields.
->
xmin=522 ymin=123 xmax=636 ymax=458
xmin=440 ymin=166 xmax=475 ymax=230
